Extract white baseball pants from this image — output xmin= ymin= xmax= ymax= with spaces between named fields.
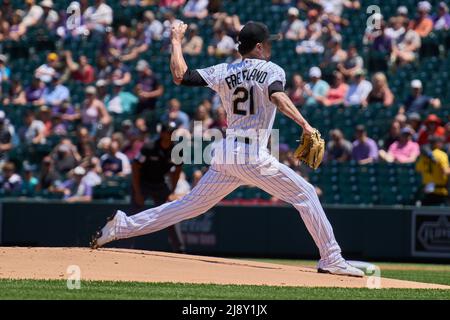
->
xmin=114 ymin=145 xmax=342 ymax=263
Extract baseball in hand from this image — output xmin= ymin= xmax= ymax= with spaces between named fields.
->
xmin=171 ymin=22 xmax=188 ymax=44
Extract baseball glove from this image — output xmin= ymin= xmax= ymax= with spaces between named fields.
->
xmin=294 ymin=129 xmax=325 ymax=170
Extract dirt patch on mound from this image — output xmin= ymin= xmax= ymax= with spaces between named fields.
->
xmin=0 ymin=247 xmax=448 ymax=289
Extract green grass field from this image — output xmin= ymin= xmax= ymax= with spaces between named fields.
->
xmin=1 ymin=260 xmax=449 ymax=300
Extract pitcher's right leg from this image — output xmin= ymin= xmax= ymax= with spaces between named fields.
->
xmin=91 ymin=168 xmax=242 ymax=248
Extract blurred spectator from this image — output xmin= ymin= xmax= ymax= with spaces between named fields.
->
xmin=105 ymin=81 xmax=138 ymax=115
xmin=385 ymin=17 xmax=406 ymax=42
xmin=161 ymin=10 xmax=183 ymax=48
xmin=295 ymin=10 xmax=323 ymax=54
xmin=108 ymin=57 xmax=132 ymax=86
xmin=161 ymin=98 xmax=190 ymax=129
xmin=135 ymin=60 xmax=164 ymax=114
xmin=445 ymin=122 xmax=450 ymax=154
xmin=344 ymin=70 xmax=372 ymax=106
xmin=366 ymin=72 xmax=394 ymax=107
xmin=80 ymin=86 xmax=112 ymax=138
xmin=52 ymin=114 xmax=68 ymax=136
xmin=407 ymin=112 xmax=422 ymax=133
xmin=96 ymin=56 xmax=110 ymax=81
xmin=213 ymin=14 xmax=241 ymax=40
xmin=3 ymin=78 xmax=27 ymax=106
xmin=321 ymin=37 xmax=347 ymax=70
xmin=37 ymin=0 xmax=59 ymax=30
xmin=143 ymin=11 xmax=163 ymax=43
xmin=208 ymin=28 xmax=235 ymax=57
xmin=21 ymin=162 xmax=38 ymax=195
xmin=383 ymin=120 xmax=401 ymax=150
xmin=433 ymin=2 xmax=450 ymax=30
xmin=76 ymin=126 xmax=95 ymax=159
xmin=316 ymin=71 xmax=348 ymax=106
xmin=372 ymin=23 xmax=392 ymax=54
xmin=280 ymin=7 xmax=305 ymax=41
xmin=52 ymin=100 xmax=77 ymax=128
xmin=56 ymin=1 xmax=88 ymax=39
xmin=37 ymin=75 xmax=70 ymax=108
xmin=51 ymin=138 xmax=80 ymax=174
xmin=82 ymin=157 xmax=102 ymax=188
xmin=417 ymin=114 xmax=446 ymax=146
xmin=416 ymin=136 xmax=450 ymax=206
xmin=394 ymin=113 xmax=408 ymax=128
xmin=325 ymin=129 xmax=353 ymax=162
xmin=65 ymin=52 xmax=95 ymax=84
xmin=399 ymin=80 xmax=441 ymax=114
xmin=0 ymin=111 xmax=13 ymax=161
xmin=182 ymin=24 xmax=204 ymax=56
xmin=17 ymin=0 xmax=44 ymax=36
xmin=410 ymin=1 xmax=433 ymax=37
xmin=35 ymin=52 xmax=58 ymax=83
xmin=287 ymin=73 xmax=306 ymax=107
xmin=100 ymin=140 xmax=130 ymax=177
xmin=122 ymin=118 xmax=148 ymax=160
xmin=160 ymin=0 xmax=187 ymax=10
xmin=107 ymin=25 xmax=130 ymax=58
xmin=391 ymin=20 xmax=421 ymax=66
xmin=191 ymin=169 xmax=203 ymax=188
xmin=278 ymin=143 xmax=296 ymax=168
xmin=363 ymin=13 xmax=383 ymax=45
xmin=183 ymin=0 xmax=209 ymax=19
xmin=8 ymin=11 xmax=23 ymax=41
xmin=97 ymin=136 xmax=112 ymax=155
xmin=0 ymin=1 xmax=13 ymax=25
xmin=210 ymin=106 xmax=227 ymax=133
xmin=0 ymin=12 xmax=9 ymax=42
xmin=379 ymin=127 xmax=420 ymax=163
xmin=0 ymin=162 xmax=22 ymax=193
xmin=36 ymin=155 xmax=60 ymax=192
xmin=38 ymin=105 xmax=53 ymax=137
xmin=396 ymin=6 xmax=409 ymax=19
xmin=337 ymin=44 xmax=363 ymax=78
xmin=192 ymin=104 xmax=213 ymax=132
xmin=0 ymin=55 xmax=11 ymax=91
xmin=95 ymin=79 xmax=108 ymax=102
xmin=83 ymin=0 xmax=113 ymax=34
xmin=168 ymin=171 xmax=191 ymax=201
xmin=304 ymin=67 xmax=329 ymax=107
xmin=319 ymin=0 xmax=361 ymax=17
xmin=111 ymin=132 xmax=132 ymax=174
xmin=352 ymin=125 xmax=378 ymax=164
xmin=121 ymin=22 xmax=150 ymax=62
xmin=80 ymin=86 xmax=112 ymax=137
xmin=20 ymin=110 xmax=46 ymax=145
xmin=60 ymin=166 xmax=93 ymax=203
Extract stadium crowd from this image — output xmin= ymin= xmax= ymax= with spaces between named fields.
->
xmin=0 ymin=0 xmax=449 ymax=206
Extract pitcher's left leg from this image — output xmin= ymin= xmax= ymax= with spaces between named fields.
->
xmin=236 ymin=159 xmax=363 ymax=277
xmin=237 ymin=160 xmax=341 ymax=263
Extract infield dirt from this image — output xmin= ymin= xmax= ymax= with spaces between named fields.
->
xmin=0 ymin=247 xmax=448 ymax=289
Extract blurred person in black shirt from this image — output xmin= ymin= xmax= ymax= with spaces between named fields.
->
xmin=131 ymin=122 xmax=185 ymax=253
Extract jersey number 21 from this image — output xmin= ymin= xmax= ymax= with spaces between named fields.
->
xmin=233 ymin=86 xmax=255 ymax=116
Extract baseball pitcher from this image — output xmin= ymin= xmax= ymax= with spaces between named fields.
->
xmin=91 ymin=21 xmax=364 ymax=277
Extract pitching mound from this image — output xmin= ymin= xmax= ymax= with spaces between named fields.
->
xmin=0 ymin=247 xmax=448 ymax=289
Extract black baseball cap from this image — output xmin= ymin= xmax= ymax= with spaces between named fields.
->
xmin=238 ymin=22 xmax=280 ymax=55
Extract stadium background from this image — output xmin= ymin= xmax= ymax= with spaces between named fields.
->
xmin=0 ymin=0 xmax=449 ymax=261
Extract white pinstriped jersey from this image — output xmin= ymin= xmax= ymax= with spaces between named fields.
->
xmin=110 ymin=61 xmax=343 ymax=266
xmin=197 ymin=59 xmax=286 ymax=147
